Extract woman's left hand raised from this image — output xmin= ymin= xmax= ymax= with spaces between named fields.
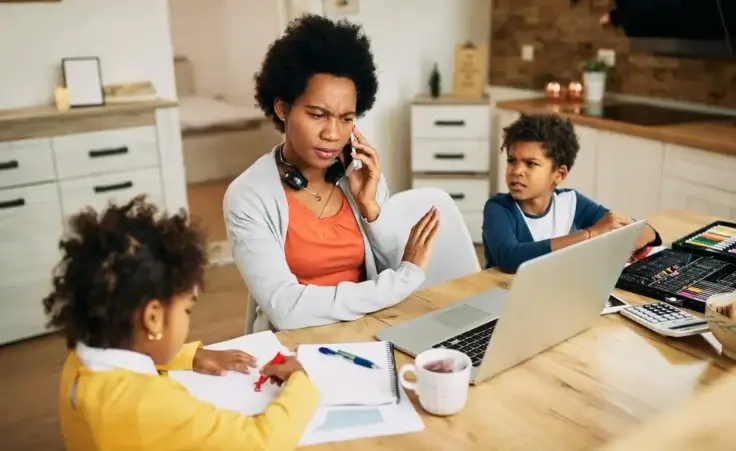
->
xmin=347 ymin=127 xmax=382 ymax=222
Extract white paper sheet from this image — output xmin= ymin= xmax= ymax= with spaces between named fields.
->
xmin=300 ymin=385 xmax=425 ymax=446
xmin=297 ymin=341 xmax=398 ymax=407
xmin=168 ymin=331 xmax=289 ymax=416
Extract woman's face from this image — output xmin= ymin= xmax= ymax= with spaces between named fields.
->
xmin=276 ymin=73 xmax=357 ymax=170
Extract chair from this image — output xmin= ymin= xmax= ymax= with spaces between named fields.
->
xmin=379 ymin=187 xmax=481 ymax=289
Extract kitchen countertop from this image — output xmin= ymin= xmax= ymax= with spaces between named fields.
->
xmin=495 ymin=98 xmax=736 ymax=157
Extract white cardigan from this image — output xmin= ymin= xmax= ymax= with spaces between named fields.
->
xmin=223 ymin=145 xmax=425 ymax=332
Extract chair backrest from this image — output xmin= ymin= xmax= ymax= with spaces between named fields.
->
xmin=380 ymin=187 xmax=481 ymax=289
xmin=242 ymin=187 xmax=481 ymax=334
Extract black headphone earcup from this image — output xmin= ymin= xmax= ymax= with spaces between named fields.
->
xmin=283 ymin=169 xmax=308 ymax=190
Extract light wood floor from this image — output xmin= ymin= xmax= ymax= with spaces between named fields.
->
xmin=0 ymin=179 xmax=483 ymax=450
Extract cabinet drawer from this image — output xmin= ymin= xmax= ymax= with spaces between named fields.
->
xmin=411 ymin=105 xmax=490 ymax=139
xmin=412 ymin=177 xmax=490 ymax=212
xmin=0 ymin=269 xmax=54 ymax=345
xmin=411 ymin=139 xmax=489 ymax=173
xmin=0 ymin=138 xmax=55 ymax=188
xmin=663 ymin=144 xmax=736 ymax=194
xmin=59 ymin=167 xmax=163 ymax=219
xmin=53 ymin=126 xmax=159 ymax=179
xmin=0 ymin=183 xmax=64 ymax=271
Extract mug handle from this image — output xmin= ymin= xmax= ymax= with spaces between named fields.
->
xmin=398 ymin=364 xmax=418 ymax=392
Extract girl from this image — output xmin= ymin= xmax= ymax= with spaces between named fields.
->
xmin=44 ymin=195 xmax=319 ymax=450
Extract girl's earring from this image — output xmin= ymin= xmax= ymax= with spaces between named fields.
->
xmin=147 ymin=331 xmax=163 ymax=341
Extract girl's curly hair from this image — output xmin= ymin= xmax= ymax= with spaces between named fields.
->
xmin=42 ymin=195 xmax=208 ymax=349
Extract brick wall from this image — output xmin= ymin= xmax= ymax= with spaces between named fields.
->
xmin=489 ymin=0 xmax=736 ymax=107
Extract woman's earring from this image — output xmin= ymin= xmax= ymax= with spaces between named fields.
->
xmin=147 ymin=331 xmax=163 ymax=341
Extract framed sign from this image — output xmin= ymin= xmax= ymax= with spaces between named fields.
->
xmin=452 ymin=42 xmax=488 ymax=98
xmin=61 ymin=57 xmax=105 ymax=108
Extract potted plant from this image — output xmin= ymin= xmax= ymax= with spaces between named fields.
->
xmin=581 ymin=58 xmax=610 ymax=103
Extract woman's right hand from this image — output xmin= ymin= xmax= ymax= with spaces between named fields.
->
xmin=401 ymin=207 xmax=440 ymax=270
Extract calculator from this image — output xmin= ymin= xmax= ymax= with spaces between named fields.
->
xmin=619 ymin=302 xmax=710 ymax=337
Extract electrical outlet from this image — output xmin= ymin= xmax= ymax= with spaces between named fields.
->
xmin=597 ymin=49 xmax=616 ymax=67
xmin=521 ymin=45 xmax=534 ymax=62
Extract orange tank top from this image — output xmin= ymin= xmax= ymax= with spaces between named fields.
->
xmin=284 ymin=192 xmax=366 ymax=286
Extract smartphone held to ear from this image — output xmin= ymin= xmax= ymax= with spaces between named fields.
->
xmin=343 ymin=134 xmax=362 ymax=175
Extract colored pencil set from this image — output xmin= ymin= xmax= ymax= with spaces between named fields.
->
xmin=684 ymin=224 xmax=736 ymax=255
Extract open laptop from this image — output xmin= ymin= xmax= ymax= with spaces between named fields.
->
xmin=376 ymin=220 xmax=646 ymax=385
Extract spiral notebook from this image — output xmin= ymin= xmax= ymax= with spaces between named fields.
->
xmin=296 ymin=341 xmax=399 ymax=407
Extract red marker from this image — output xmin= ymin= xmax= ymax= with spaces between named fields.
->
xmin=253 ymin=352 xmax=286 ymax=392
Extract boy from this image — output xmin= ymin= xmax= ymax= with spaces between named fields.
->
xmin=482 ymin=113 xmax=661 ymax=273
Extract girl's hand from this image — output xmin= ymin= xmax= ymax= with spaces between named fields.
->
xmin=347 ymin=127 xmax=382 ymax=222
xmin=193 ymin=348 xmax=257 ymax=376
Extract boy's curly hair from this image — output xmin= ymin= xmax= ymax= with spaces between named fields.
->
xmin=42 ymin=195 xmax=208 ymax=349
xmin=254 ymin=14 xmax=379 ymax=132
xmin=501 ymin=113 xmax=580 ymax=170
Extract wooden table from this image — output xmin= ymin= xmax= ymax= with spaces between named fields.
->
xmin=277 ymin=210 xmax=736 ymax=450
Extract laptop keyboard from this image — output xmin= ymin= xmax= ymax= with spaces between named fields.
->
xmin=431 ymin=319 xmax=497 ymax=367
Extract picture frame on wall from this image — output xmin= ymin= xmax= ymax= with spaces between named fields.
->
xmin=61 ymin=57 xmax=105 ymax=108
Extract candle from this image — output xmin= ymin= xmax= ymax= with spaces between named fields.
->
xmin=545 ymin=82 xmax=562 ymax=100
xmin=55 ymin=86 xmax=70 ymax=111
xmin=567 ymin=81 xmax=583 ymax=101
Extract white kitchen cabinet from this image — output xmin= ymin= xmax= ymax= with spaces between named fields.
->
xmin=595 ymin=131 xmax=664 ymax=220
xmin=661 ymin=177 xmax=736 ymax=221
xmin=660 ymin=143 xmax=736 ymax=220
xmin=560 ymin=124 xmax=598 ymax=198
xmin=0 ymin=101 xmax=179 ymax=346
xmin=410 ymin=95 xmax=492 ymax=244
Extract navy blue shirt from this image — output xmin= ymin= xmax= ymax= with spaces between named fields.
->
xmin=481 ymin=188 xmax=660 ymax=273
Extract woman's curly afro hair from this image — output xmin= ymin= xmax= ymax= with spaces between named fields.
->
xmin=501 ymin=113 xmax=580 ymax=170
xmin=254 ymin=14 xmax=379 ymax=132
xmin=42 ymin=195 xmax=208 ymax=349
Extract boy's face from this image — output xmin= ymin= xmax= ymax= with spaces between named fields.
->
xmin=505 ymin=142 xmax=567 ymax=201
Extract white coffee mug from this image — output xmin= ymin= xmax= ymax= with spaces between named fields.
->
xmin=398 ymin=348 xmax=471 ymax=416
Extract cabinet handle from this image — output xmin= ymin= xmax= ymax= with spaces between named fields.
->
xmin=433 ymin=153 xmax=465 ymax=160
xmin=0 ymin=160 xmax=19 ymax=171
xmin=449 ymin=193 xmax=466 ymax=200
xmin=94 ymin=181 xmax=133 ymax=193
xmin=88 ymin=146 xmax=129 ymax=158
xmin=434 ymin=120 xmax=465 ymax=127
xmin=0 ymin=198 xmax=25 ymax=210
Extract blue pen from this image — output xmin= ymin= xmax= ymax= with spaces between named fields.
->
xmin=318 ymin=347 xmax=380 ymax=369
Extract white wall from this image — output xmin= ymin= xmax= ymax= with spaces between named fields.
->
xmin=0 ymin=0 xmax=177 ymax=109
xmin=317 ymin=0 xmax=491 ymax=192
xmin=168 ymin=0 xmax=228 ymax=99
xmin=168 ymin=0 xmax=281 ymax=107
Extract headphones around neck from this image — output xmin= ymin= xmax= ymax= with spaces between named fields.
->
xmin=277 ymin=144 xmax=346 ymax=191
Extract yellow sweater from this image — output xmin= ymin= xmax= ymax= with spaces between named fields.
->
xmin=59 ymin=341 xmax=320 ymax=450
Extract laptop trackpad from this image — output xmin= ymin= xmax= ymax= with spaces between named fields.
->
xmin=433 ymin=305 xmax=489 ymax=329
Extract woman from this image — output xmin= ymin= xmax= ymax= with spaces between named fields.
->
xmin=224 ymin=14 xmax=440 ymax=332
